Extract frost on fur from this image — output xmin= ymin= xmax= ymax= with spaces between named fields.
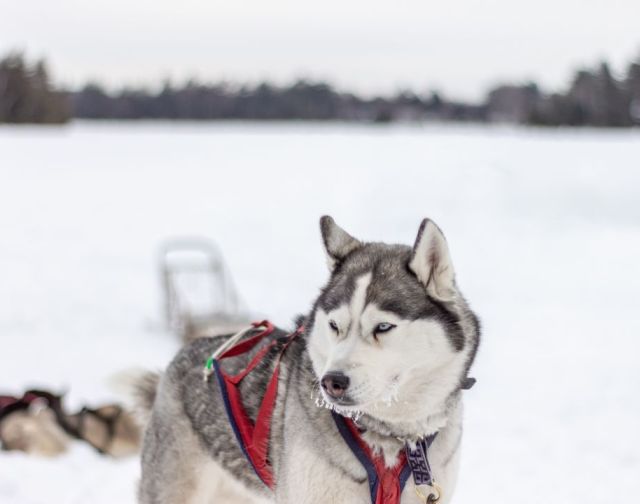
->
xmin=311 ymin=391 xmax=364 ymax=422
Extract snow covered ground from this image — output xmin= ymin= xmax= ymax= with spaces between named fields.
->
xmin=1 ymin=122 xmax=639 ymax=503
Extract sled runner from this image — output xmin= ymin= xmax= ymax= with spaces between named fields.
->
xmin=203 ymin=321 xmax=444 ymax=504
xmin=160 ymin=239 xmax=251 ymax=343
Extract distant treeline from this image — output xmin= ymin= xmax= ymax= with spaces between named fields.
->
xmin=70 ymin=80 xmax=484 ymax=123
xmin=1 ymin=51 xmax=639 ymax=126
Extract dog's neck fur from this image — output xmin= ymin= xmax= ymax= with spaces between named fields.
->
xmin=296 ymin=338 xmax=459 ymax=443
xmin=352 ymin=396 xmax=457 ymax=442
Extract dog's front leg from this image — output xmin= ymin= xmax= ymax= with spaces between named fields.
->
xmin=275 ymin=436 xmax=370 ymax=504
xmin=276 ymin=439 xmax=371 ymax=504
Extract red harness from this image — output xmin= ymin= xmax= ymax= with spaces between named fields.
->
xmin=0 ymin=390 xmax=63 ymax=421
xmin=207 ymin=321 xmax=420 ymax=504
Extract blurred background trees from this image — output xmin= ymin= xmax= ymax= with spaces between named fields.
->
xmin=0 ymin=53 xmax=70 ymax=124
xmin=2 ymin=51 xmax=639 ymax=126
xmin=526 ymin=61 xmax=638 ymax=126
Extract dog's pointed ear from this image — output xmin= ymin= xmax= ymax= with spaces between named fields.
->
xmin=320 ymin=216 xmax=361 ymax=271
xmin=408 ymin=219 xmax=456 ymax=301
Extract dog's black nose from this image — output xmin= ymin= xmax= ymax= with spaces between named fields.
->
xmin=321 ymin=372 xmax=350 ymax=399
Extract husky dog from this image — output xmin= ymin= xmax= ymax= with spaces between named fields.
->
xmin=138 ymin=217 xmax=480 ymax=504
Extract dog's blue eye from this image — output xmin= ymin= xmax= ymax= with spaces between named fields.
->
xmin=374 ymin=323 xmax=395 ymax=334
xmin=329 ymin=320 xmax=339 ymax=332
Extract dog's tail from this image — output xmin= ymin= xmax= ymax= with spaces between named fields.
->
xmin=132 ymin=371 xmax=161 ymax=425
xmin=109 ymin=369 xmax=161 ymax=427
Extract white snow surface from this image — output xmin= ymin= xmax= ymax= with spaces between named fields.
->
xmin=1 ymin=122 xmax=639 ymax=503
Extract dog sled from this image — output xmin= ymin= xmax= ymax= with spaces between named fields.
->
xmin=160 ymin=238 xmax=252 ymax=343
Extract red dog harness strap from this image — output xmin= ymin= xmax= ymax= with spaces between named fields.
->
xmin=207 ymin=321 xmax=301 ymax=488
xmin=0 ymin=390 xmax=63 ymax=421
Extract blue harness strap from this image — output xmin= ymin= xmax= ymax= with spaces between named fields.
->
xmin=332 ymin=412 xmax=382 ymax=502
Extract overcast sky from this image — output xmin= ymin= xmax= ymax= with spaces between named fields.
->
xmin=2 ymin=0 xmax=639 ymax=100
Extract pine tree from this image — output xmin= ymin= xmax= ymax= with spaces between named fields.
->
xmin=0 ymin=52 xmax=70 ymax=124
